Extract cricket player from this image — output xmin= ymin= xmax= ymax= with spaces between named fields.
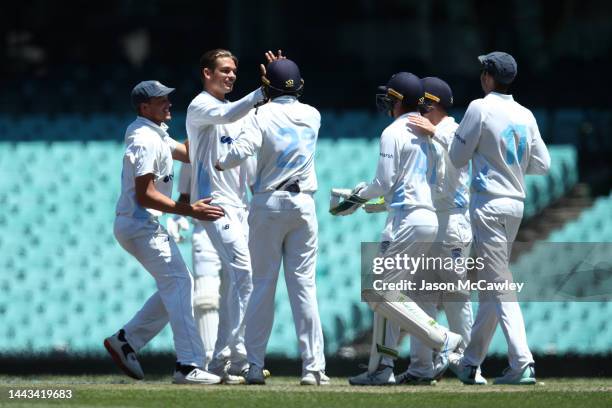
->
xmin=332 ymin=72 xmax=464 ymax=386
xmin=186 ymin=48 xmax=281 ymax=382
xmin=448 ymin=52 xmax=550 ymax=385
xmin=104 ymin=80 xmax=225 ymax=385
xmin=393 ymin=77 xmax=475 ymax=385
xmin=215 ymin=59 xmax=328 ymax=386
xmin=167 ymin=162 xmax=222 ymax=370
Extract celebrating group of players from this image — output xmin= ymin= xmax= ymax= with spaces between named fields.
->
xmin=103 ymin=47 xmax=550 ymax=387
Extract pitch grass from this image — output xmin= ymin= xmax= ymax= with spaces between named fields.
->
xmin=0 ymin=376 xmax=610 ymax=408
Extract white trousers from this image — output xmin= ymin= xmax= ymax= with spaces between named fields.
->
xmin=191 ymin=222 xmax=222 ymax=368
xmin=192 ymin=222 xmax=222 ymax=279
xmin=408 ymin=208 xmax=474 ymax=378
xmin=463 ymin=195 xmax=534 ymax=372
xmin=378 ymin=208 xmax=438 ymax=368
xmin=202 ymin=206 xmax=252 ymax=370
xmin=114 ymin=215 xmax=204 ymax=367
xmin=244 ymin=191 xmax=325 ymax=373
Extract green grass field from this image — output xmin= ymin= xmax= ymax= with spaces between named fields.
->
xmin=1 ymin=376 xmax=610 ymax=408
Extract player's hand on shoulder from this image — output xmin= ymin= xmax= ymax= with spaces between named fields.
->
xmin=191 ymin=198 xmax=225 ymax=221
xmin=408 ymin=115 xmax=435 ymax=136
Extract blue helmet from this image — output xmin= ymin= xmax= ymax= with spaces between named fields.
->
xmin=262 ymin=59 xmax=304 ymax=99
xmin=421 ymin=77 xmax=453 ymax=111
xmin=376 ymin=72 xmax=424 ymax=114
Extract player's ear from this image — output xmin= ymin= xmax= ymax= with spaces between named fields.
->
xmin=203 ymin=67 xmax=212 ymax=81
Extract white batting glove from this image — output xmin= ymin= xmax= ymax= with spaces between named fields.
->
xmin=167 ymin=215 xmax=190 ymax=243
xmin=329 ymin=182 xmax=368 ymax=216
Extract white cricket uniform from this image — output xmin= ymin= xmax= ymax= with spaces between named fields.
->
xmin=114 ymin=116 xmax=204 ymax=367
xmin=408 ymin=116 xmax=474 ymax=378
xmin=356 ymin=112 xmax=442 ymax=369
xmin=186 ymin=88 xmax=265 ymax=371
xmin=217 ymin=95 xmax=326 ymax=373
xmin=449 ymin=91 xmax=550 ymax=373
xmin=177 ymin=163 xmax=222 ymax=368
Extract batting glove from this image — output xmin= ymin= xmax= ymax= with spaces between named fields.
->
xmin=329 ymin=182 xmax=368 ymax=216
xmin=363 ymin=196 xmax=387 ymax=213
xmin=167 ymin=215 xmax=190 ymax=243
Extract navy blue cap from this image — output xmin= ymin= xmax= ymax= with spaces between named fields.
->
xmin=264 ymin=59 xmax=303 ymax=93
xmin=421 ymin=77 xmax=453 ymax=110
xmin=379 ymin=72 xmax=423 ymax=107
xmin=131 ymin=80 xmax=175 ymax=108
xmin=478 ymin=51 xmax=517 ymax=85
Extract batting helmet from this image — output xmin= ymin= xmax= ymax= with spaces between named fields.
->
xmin=262 ymin=59 xmax=304 ymax=99
xmin=376 ymin=72 xmax=424 ymax=114
xmin=421 ymin=77 xmax=454 ymax=111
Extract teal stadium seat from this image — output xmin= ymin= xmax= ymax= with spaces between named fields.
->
xmin=0 ymin=127 xmax=599 ymax=358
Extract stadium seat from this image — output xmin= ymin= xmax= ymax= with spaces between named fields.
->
xmin=0 ymin=131 xmax=598 ymax=358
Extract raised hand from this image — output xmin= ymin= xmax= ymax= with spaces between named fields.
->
xmin=261 ymin=49 xmax=286 ymax=77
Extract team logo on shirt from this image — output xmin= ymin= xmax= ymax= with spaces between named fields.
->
xmin=163 ymin=174 xmax=174 ymax=183
xmin=220 ymin=136 xmax=234 ymax=144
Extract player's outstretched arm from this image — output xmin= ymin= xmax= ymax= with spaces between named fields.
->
xmin=135 ymin=174 xmax=224 ymax=221
xmin=172 ymin=140 xmax=190 ymax=163
xmin=216 ymin=116 xmax=262 ymax=171
xmin=188 ymin=89 xmax=266 ymax=126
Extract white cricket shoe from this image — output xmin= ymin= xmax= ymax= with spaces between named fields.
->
xmin=246 ymin=364 xmax=266 ymax=385
xmin=300 ymin=371 xmax=330 ymax=386
xmin=103 ymin=329 xmax=144 ymax=380
xmin=348 ymin=365 xmax=395 ymax=386
xmin=173 ymin=367 xmax=222 ymax=385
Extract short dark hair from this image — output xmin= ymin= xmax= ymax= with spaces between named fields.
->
xmin=482 ymin=69 xmax=510 ymax=94
xmin=493 ymin=82 xmax=510 ymax=94
xmin=199 ymin=49 xmax=238 ymax=73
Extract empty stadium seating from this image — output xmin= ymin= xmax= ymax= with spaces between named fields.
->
xmin=2 ymin=107 xmax=611 ymax=153
xmin=1 ymin=137 xmax=591 ymax=358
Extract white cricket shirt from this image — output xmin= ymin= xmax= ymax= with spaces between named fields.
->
xmin=357 ymin=112 xmax=440 ymax=212
xmin=449 ymin=92 xmax=550 ymax=200
xmin=217 ymin=96 xmax=320 ymax=193
xmin=431 ymin=116 xmax=470 ymax=211
xmin=186 ymin=88 xmax=264 ymax=208
xmin=115 ymin=116 xmax=178 ymax=219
